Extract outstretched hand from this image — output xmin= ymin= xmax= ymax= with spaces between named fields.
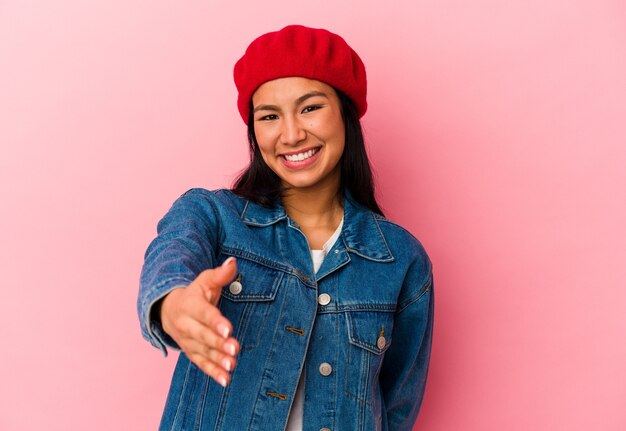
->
xmin=160 ymin=257 xmax=240 ymax=387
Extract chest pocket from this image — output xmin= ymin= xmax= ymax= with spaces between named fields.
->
xmin=345 ymin=309 xmax=395 ymax=405
xmin=219 ymin=256 xmax=284 ymax=350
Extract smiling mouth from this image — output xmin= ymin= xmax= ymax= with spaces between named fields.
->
xmin=282 ymin=147 xmax=321 ymax=162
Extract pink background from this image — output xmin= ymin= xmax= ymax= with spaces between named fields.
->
xmin=1 ymin=1 xmax=625 ymax=429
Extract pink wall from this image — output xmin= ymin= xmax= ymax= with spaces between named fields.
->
xmin=1 ymin=1 xmax=625 ymax=429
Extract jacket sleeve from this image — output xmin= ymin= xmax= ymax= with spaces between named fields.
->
xmin=137 ymin=189 xmax=221 ymax=356
xmin=380 ymin=257 xmax=434 ymax=430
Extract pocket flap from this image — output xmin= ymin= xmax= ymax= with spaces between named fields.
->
xmin=346 ymin=310 xmax=394 ymax=355
xmin=221 ymin=258 xmax=283 ymax=302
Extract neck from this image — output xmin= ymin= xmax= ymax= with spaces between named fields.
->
xmin=281 ymin=177 xmax=343 ymax=230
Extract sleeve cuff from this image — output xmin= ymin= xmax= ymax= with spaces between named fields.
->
xmin=142 ymin=284 xmax=188 ymax=356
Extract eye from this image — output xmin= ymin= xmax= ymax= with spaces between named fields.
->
xmin=256 ymin=114 xmax=278 ymax=121
xmin=302 ymin=105 xmax=322 ymax=114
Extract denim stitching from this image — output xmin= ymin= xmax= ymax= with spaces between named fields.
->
xmin=397 ymin=276 xmax=432 ymax=314
xmin=194 ymin=375 xmax=209 ymax=431
xmin=346 ymin=312 xmax=394 ymax=355
xmin=169 ymin=359 xmax=192 ymax=430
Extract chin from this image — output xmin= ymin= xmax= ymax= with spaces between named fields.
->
xmin=281 ymin=178 xmax=319 ymax=190
xmin=278 ymin=165 xmax=341 ymax=191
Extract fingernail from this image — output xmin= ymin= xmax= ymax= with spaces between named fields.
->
xmin=218 ymin=376 xmax=228 ymax=388
xmin=223 ymin=257 xmax=235 ymax=266
xmin=222 ymin=358 xmax=232 ymax=372
xmin=217 ymin=323 xmax=230 ymax=338
xmin=225 ymin=342 xmax=236 ymax=356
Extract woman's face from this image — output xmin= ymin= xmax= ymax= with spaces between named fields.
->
xmin=252 ymin=77 xmax=345 ymax=191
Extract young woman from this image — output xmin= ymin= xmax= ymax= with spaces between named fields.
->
xmin=138 ymin=25 xmax=434 ymax=431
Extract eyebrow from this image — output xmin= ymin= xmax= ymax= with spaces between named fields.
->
xmin=253 ymin=91 xmax=329 ymax=113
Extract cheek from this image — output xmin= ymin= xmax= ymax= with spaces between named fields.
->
xmin=255 ymin=140 xmax=279 ymax=172
xmin=257 ymin=144 xmax=274 ymax=166
xmin=331 ymin=125 xmax=346 ymax=153
xmin=323 ymin=112 xmax=345 ymax=143
xmin=254 ymin=129 xmax=272 ymax=156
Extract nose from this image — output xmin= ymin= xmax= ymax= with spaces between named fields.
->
xmin=279 ymin=115 xmax=306 ymax=146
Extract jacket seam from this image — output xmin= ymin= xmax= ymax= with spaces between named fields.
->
xmin=317 ymin=303 xmax=397 ymax=313
xmin=397 ymin=275 xmax=433 ymax=314
xmin=221 ymin=245 xmax=317 ymax=288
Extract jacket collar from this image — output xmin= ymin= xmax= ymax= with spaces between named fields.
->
xmin=240 ymin=190 xmax=394 ymax=262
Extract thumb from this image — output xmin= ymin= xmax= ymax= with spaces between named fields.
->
xmin=194 ymin=257 xmax=238 ymax=302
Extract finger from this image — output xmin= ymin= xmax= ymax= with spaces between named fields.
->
xmin=200 ymin=331 xmax=239 ymax=359
xmin=195 ymin=258 xmax=238 ymax=303
xmin=187 ymin=285 xmax=234 ymax=339
xmin=199 ymin=306 xmax=234 ymax=339
xmin=190 ymin=340 xmax=238 ymax=373
xmin=189 ymin=353 xmax=232 ymax=388
xmin=185 ymin=338 xmax=233 ymax=381
xmin=187 ymin=320 xmax=239 ymax=355
xmin=222 ymin=337 xmax=240 ymax=357
xmin=181 ymin=315 xmax=240 ymax=359
xmin=167 ymin=297 xmax=234 ymax=348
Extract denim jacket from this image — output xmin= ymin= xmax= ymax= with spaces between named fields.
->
xmin=138 ymin=188 xmax=434 ymax=431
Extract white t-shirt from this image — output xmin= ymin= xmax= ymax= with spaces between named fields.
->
xmin=285 ymin=218 xmax=344 ymax=431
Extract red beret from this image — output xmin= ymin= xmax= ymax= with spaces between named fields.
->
xmin=233 ymin=25 xmax=367 ymax=124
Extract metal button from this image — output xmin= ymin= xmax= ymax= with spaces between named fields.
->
xmin=377 ymin=335 xmax=386 ymax=350
xmin=317 ymin=293 xmax=331 ymax=306
xmin=319 ymin=362 xmax=333 ymax=376
xmin=320 ymin=428 xmax=331 ymax=431
xmin=229 ymin=281 xmax=242 ymax=295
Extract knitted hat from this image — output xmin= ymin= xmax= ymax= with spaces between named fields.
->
xmin=233 ymin=25 xmax=367 ymax=124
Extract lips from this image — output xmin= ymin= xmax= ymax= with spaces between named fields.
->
xmin=280 ymin=147 xmax=322 ymax=169
xmin=282 ymin=147 xmax=320 ymax=162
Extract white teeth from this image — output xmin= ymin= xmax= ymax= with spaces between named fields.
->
xmin=284 ymin=148 xmax=317 ymax=162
